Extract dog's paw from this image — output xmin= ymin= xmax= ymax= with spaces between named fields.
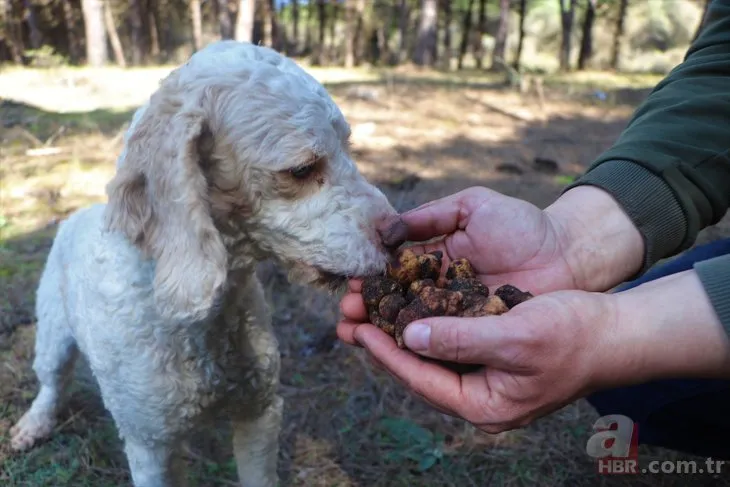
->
xmin=9 ymin=411 xmax=55 ymax=451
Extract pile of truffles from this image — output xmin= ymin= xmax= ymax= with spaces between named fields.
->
xmin=362 ymin=249 xmax=534 ymax=350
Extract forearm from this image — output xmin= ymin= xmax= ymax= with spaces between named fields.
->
xmin=545 ymin=185 xmax=645 ymax=292
xmin=598 ymin=269 xmax=730 ymax=386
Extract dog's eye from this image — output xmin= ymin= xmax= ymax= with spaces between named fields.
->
xmin=289 ymin=164 xmax=316 ymax=179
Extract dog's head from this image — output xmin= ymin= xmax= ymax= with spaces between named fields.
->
xmin=104 ymin=41 xmax=400 ymax=323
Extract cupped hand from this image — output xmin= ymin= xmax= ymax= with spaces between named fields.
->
xmin=345 ymin=290 xmax=619 ymax=434
xmin=338 ymin=186 xmax=578 ymax=346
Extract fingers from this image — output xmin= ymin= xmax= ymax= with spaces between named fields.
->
xmin=336 ymin=319 xmax=364 ymax=346
xmin=401 ymin=315 xmax=518 ymax=367
xmin=352 ymin=324 xmax=467 ymax=414
xmin=340 ymin=292 xmax=368 ymax=321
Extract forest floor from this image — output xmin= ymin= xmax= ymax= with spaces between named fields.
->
xmin=2 ymin=62 xmax=729 ymax=486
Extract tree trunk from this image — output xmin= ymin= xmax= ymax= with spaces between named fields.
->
xmin=412 ymin=0 xmax=438 ymax=66
xmin=512 ymin=0 xmax=527 ymax=71
xmin=128 ymin=0 xmax=145 ymax=64
xmin=269 ymin=0 xmax=284 ymax=51
xmin=190 ymin=0 xmax=203 ymax=50
xmin=610 ymin=0 xmax=628 ymax=70
xmin=328 ymin=1 xmax=338 ymax=61
xmin=81 ymin=0 xmax=108 ymax=66
xmin=558 ymin=0 xmax=576 ymax=71
xmin=457 ymin=0 xmax=475 ymax=69
xmin=218 ymin=0 xmax=234 ymax=39
xmin=235 ymin=0 xmax=255 ymax=42
xmin=61 ymin=0 xmax=81 ymax=63
xmin=691 ymin=0 xmax=711 ymax=43
xmin=441 ymin=0 xmax=452 ymax=69
xmin=474 ymin=0 xmax=486 ymax=68
xmin=102 ymin=0 xmax=124 ymax=67
xmin=3 ymin=0 xmax=24 ymax=63
xmin=398 ymin=0 xmax=409 ymax=63
xmin=313 ymin=0 xmax=326 ymax=65
xmin=290 ymin=0 xmax=299 ymax=54
xmin=148 ymin=3 xmax=160 ymax=59
xmin=577 ymin=0 xmax=595 ymax=70
xmin=491 ymin=0 xmax=509 ymax=69
xmin=23 ymin=0 xmax=42 ymax=49
xmin=344 ymin=0 xmax=365 ymax=67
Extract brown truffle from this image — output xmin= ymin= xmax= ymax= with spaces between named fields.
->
xmin=415 ymin=286 xmax=464 ymax=316
xmin=445 ymin=258 xmax=476 ymax=280
xmin=362 ymin=276 xmax=402 ymax=309
xmin=387 ymin=249 xmax=443 ymax=286
xmin=361 ymin=250 xmax=534 ymax=364
xmin=369 ymin=311 xmax=396 ymax=336
xmin=379 ymin=293 xmax=407 ymax=323
xmin=394 ymin=298 xmax=434 ymax=348
xmin=494 ymin=284 xmax=534 ymax=309
xmin=461 ymin=295 xmax=509 ymax=317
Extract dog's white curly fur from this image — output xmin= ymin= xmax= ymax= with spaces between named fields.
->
xmin=10 ymin=40 xmax=398 ymax=487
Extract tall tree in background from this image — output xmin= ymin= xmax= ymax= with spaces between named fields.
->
xmin=473 ymin=0 xmax=487 ymax=68
xmin=577 ymin=0 xmax=596 ymax=70
xmin=128 ymin=0 xmax=145 ymax=64
xmin=610 ymin=0 xmax=628 ymax=70
xmin=513 ymin=0 xmax=527 ymax=70
xmin=190 ymin=0 xmax=203 ymax=50
xmin=235 ymin=0 xmax=255 ymax=43
xmin=289 ymin=0 xmax=299 ymax=54
xmin=23 ymin=0 xmax=42 ymax=49
xmin=398 ymin=0 xmax=409 ymax=63
xmin=313 ymin=0 xmax=326 ymax=64
xmin=457 ymin=0 xmax=474 ymax=69
xmin=491 ymin=0 xmax=509 ymax=69
xmin=441 ymin=0 xmax=453 ymax=69
xmin=102 ymin=0 xmax=125 ymax=66
xmin=218 ymin=0 xmax=234 ymax=39
xmin=558 ymin=0 xmax=576 ymax=71
xmin=81 ymin=0 xmax=107 ymax=66
xmin=413 ymin=0 xmax=438 ymax=66
xmin=61 ymin=0 xmax=81 ymax=63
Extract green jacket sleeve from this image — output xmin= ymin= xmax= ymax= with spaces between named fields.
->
xmin=566 ymin=0 xmax=730 ymax=328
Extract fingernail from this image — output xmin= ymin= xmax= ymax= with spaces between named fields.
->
xmin=404 ymin=323 xmax=430 ymax=351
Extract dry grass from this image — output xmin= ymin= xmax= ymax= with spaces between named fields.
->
xmin=1 ymin=63 xmax=729 ymax=486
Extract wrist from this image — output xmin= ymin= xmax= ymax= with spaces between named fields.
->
xmin=599 ymin=269 xmax=730 ymax=386
xmin=544 ymin=185 xmax=645 ymax=292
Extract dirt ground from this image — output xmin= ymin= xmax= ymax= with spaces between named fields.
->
xmin=1 ymin=64 xmax=729 ymax=486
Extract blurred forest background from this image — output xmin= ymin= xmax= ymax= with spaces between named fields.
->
xmin=3 ymin=1 xmax=729 ymax=486
xmin=0 ymin=0 xmax=713 ymax=74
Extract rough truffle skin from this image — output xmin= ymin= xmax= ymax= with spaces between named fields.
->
xmin=445 ymin=258 xmax=476 ymax=280
xmin=461 ymin=295 xmax=509 ymax=317
xmin=362 ymin=276 xmax=402 ymax=308
xmin=379 ymin=293 xmax=407 ymax=323
xmin=415 ymin=286 xmax=464 ymax=316
xmin=387 ymin=249 xmax=443 ymax=286
xmin=495 ymin=284 xmax=534 ymax=309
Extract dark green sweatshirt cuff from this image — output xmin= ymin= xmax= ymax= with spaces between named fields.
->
xmin=565 ymin=160 xmax=687 ymax=276
xmin=694 ymin=253 xmax=730 ymax=336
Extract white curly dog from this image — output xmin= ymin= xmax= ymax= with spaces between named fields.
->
xmin=10 ymin=41 xmax=402 ymax=487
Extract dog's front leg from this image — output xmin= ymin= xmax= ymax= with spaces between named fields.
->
xmin=232 ymin=394 xmax=283 ymax=487
xmin=123 ymin=438 xmax=186 ymax=487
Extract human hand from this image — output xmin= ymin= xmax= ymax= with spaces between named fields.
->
xmin=344 ymin=269 xmax=730 ymax=434
xmin=339 ymin=185 xmax=644 ymax=347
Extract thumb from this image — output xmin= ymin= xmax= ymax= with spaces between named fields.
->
xmin=402 ymin=315 xmax=513 ymax=366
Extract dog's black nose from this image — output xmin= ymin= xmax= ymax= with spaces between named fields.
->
xmin=378 ymin=216 xmax=408 ymax=249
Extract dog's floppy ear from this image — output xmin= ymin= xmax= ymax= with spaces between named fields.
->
xmin=104 ymin=76 xmax=227 ymax=323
